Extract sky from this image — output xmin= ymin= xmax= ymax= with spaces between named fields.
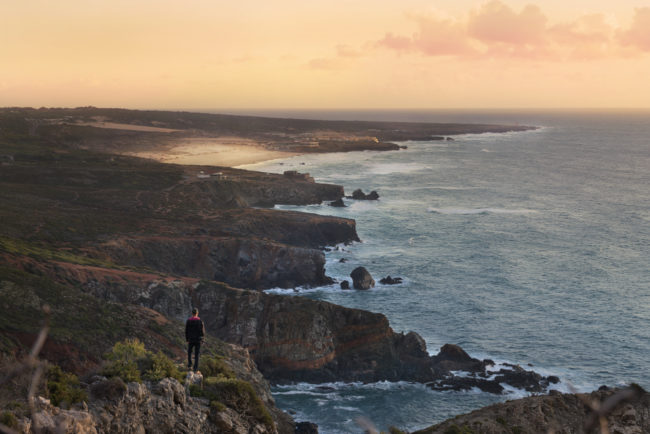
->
xmin=2 ymin=0 xmax=650 ymax=109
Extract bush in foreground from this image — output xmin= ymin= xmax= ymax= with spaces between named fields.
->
xmin=102 ymin=338 xmax=182 ymax=383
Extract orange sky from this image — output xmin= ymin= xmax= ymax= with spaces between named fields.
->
xmin=1 ymin=0 xmax=649 ymax=109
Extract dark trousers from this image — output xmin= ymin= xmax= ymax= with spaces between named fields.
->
xmin=187 ymin=341 xmax=201 ymax=372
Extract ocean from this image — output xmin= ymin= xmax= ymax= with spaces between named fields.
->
xmin=238 ymin=110 xmax=650 ymax=433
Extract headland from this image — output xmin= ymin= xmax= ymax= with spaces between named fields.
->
xmin=1 ymin=107 xmax=645 ymax=433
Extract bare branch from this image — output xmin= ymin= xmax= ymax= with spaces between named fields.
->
xmin=584 ymin=386 xmax=645 ymax=431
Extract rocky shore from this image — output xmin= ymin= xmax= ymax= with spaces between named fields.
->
xmin=2 ymin=108 xmax=633 ymax=433
xmin=415 ymin=386 xmax=649 ymax=434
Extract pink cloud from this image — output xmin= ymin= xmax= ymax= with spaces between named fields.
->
xmin=467 ymin=1 xmax=547 ymax=46
xmin=376 ymin=33 xmax=413 ymax=52
xmin=373 ymin=2 xmax=650 ymax=61
xmin=411 ymin=15 xmax=475 ymax=56
xmin=619 ymin=8 xmax=650 ymax=51
xmin=376 ymin=15 xmax=474 ymax=56
xmin=336 ymin=44 xmax=362 ymax=58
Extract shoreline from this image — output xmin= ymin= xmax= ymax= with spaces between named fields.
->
xmin=126 ymin=139 xmax=301 ymax=167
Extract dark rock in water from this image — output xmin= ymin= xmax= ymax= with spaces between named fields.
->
xmin=599 ymin=385 xmax=611 ymax=391
xmin=295 ymin=421 xmax=319 ymax=434
xmin=432 ymin=377 xmax=505 ymax=394
xmin=328 ymin=198 xmax=346 ymax=207
xmin=493 ymin=365 xmax=547 ymax=392
xmin=446 ymin=137 xmax=455 ymax=141
xmin=350 ymin=189 xmax=379 ymax=200
xmin=395 ymin=331 xmax=428 ymax=358
xmin=366 ymin=191 xmax=379 ymax=200
xmin=340 ymin=280 xmax=350 ymax=290
xmin=379 ymin=275 xmax=402 ymax=285
xmin=351 ymin=189 xmax=366 ymax=200
xmin=548 ymin=375 xmax=560 ymax=384
xmin=350 ymin=267 xmax=375 ymax=290
xmin=436 ymin=344 xmax=473 ymax=362
xmin=339 ymin=258 xmax=347 ymax=263
xmin=399 ymin=145 xmax=408 ymax=149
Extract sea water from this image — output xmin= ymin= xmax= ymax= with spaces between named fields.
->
xmin=239 ymin=110 xmax=650 ymax=433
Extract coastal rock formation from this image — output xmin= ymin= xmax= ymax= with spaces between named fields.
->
xmin=414 ymin=387 xmax=649 ymax=434
xmin=340 ymin=280 xmax=350 ymax=289
xmin=5 ymin=257 xmax=556 ymax=392
xmin=350 ymin=266 xmax=375 ymax=290
xmin=350 ymin=189 xmax=379 ymax=200
xmin=210 ymin=209 xmax=359 ymax=249
xmin=379 ymin=276 xmax=402 ymax=285
xmin=328 ymin=198 xmax=346 ymax=207
xmin=17 ymin=377 xmax=286 ymax=434
xmin=94 ymin=236 xmax=332 ymax=289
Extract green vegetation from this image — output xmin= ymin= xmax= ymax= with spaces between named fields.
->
xmin=199 ymin=355 xmax=236 ymax=379
xmin=0 ymin=411 xmax=18 ymax=429
xmin=46 ymin=365 xmax=87 ymax=407
xmin=190 ymin=376 xmax=273 ymax=431
xmin=0 ymin=236 xmax=117 ymax=268
xmin=443 ymin=425 xmax=475 ymax=434
xmin=102 ymin=339 xmax=183 ymax=383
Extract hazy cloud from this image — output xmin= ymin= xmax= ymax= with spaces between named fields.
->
xmin=619 ymin=8 xmax=650 ymax=51
xmin=374 ymin=1 xmax=650 ymax=61
xmin=467 ymin=1 xmax=547 ymax=46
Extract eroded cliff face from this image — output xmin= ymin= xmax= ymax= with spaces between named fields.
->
xmin=205 ymin=209 xmax=360 ymax=249
xmin=11 ymin=258 xmax=554 ymax=392
xmin=93 ymin=236 xmax=332 ymax=290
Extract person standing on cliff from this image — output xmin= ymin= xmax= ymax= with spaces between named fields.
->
xmin=185 ymin=308 xmax=205 ymax=372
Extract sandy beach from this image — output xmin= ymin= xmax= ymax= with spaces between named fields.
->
xmin=126 ymin=137 xmax=300 ymax=167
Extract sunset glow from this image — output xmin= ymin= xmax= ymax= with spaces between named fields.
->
xmin=2 ymin=0 xmax=650 ymax=109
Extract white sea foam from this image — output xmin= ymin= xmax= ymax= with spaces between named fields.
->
xmin=427 ymin=207 xmax=538 ymax=215
xmin=366 ymin=162 xmax=431 ymax=175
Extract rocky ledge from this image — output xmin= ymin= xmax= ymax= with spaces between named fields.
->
xmin=414 ymin=386 xmax=649 ymax=434
xmin=20 ymin=255 xmax=557 ymax=394
xmin=13 ymin=375 xmax=290 ymax=434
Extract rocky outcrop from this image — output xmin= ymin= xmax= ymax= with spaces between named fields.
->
xmin=350 ymin=267 xmax=375 ymax=290
xmin=17 ymin=377 xmax=283 ymax=434
xmin=207 ymin=209 xmax=359 ymax=249
xmin=4 ymin=255 xmax=556 ymax=393
xmin=414 ymin=387 xmax=649 ymax=434
xmin=379 ymin=276 xmax=402 ymax=285
xmin=328 ymin=198 xmax=346 ymax=207
xmin=349 ymin=189 xmax=379 ymax=200
xmin=94 ymin=236 xmax=332 ymax=289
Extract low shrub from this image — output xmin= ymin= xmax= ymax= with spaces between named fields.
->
xmin=444 ymin=425 xmax=475 ymax=434
xmin=143 ymin=351 xmax=183 ymax=382
xmin=191 ymin=376 xmax=273 ymax=431
xmin=199 ymin=355 xmax=235 ymax=379
xmin=46 ymin=365 xmax=87 ymax=408
xmin=102 ymin=338 xmax=182 ymax=383
xmin=0 ymin=411 xmax=18 ymax=429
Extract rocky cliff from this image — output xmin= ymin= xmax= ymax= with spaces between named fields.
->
xmin=414 ymin=387 xmax=649 ymax=434
xmin=8 ymin=256 xmax=556 ymax=393
xmin=93 ymin=236 xmax=332 ymax=290
xmin=11 ymin=376 xmax=290 ymax=434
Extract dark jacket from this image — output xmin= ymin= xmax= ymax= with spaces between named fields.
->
xmin=185 ymin=316 xmax=205 ymax=343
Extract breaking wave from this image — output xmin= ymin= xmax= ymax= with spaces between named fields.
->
xmin=427 ymin=207 xmax=538 ymax=215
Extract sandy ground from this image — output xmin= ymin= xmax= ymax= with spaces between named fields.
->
xmin=128 ymin=137 xmax=299 ymax=167
xmin=71 ymin=121 xmax=181 ymax=133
